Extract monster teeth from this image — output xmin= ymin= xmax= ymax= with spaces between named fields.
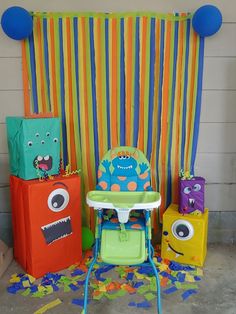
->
xmin=167 ymin=246 xmax=171 ymax=251
xmin=175 ymin=254 xmax=180 ymax=258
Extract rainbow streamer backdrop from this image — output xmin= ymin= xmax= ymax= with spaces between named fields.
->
xmin=22 ymin=12 xmax=204 ymax=231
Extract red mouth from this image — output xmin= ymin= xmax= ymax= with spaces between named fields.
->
xmin=33 ymin=155 xmax=53 ymax=171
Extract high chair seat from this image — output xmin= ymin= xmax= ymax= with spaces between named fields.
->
xmin=101 ymin=229 xmax=146 ymax=265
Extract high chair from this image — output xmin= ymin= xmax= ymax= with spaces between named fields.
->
xmin=83 ymin=146 xmax=162 ymax=313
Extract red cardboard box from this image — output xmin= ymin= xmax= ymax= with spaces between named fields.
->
xmin=10 ymin=175 xmax=82 ymax=278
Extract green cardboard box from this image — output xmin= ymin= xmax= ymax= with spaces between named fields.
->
xmin=6 ymin=117 xmax=60 ymax=180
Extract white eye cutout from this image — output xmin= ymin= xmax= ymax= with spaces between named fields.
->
xmin=184 ymin=186 xmax=191 ymax=194
xmin=172 ymin=219 xmax=194 ymax=241
xmin=46 ymin=132 xmax=50 ymax=137
xmin=53 ymin=138 xmax=59 ymax=143
xmin=41 ymin=140 xmax=45 ymax=144
xmin=193 ymin=183 xmax=201 ymax=192
xmin=35 ymin=133 xmax=40 ymax=137
xmin=27 ymin=141 xmax=33 ymax=147
xmin=48 ymin=188 xmax=69 ymax=212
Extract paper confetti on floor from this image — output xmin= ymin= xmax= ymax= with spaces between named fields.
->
xmin=7 ymin=248 xmax=203 ymax=311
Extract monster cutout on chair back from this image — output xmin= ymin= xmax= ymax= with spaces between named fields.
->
xmin=97 ymin=146 xmax=152 ymax=192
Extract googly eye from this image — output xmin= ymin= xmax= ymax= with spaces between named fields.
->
xmin=172 ymin=220 xmax=194 ymax=241
xmin=41 ymin=140 xmax=45 ymax=144
xmin=53 ymin=138 xmax=58 ymax=143
xmin=193 ymin=184 xmax=201 ymax=192
xmin=119 ymin=156 xmax=122 ymax=160
xmin=46 ymin=132 xmax=50 ymax=137
xmin=27 ymin=141 xmax=33 ymax=147
xmin=48 ymin=188 xmax=69 ymax=212
xmin=35 ymin=133 xmax=40 ymax=137
xmin=184 ymin=186 xmax=191 ymax=194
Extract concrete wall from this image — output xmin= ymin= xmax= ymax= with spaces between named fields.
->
xmin=0 ymin=0 xmax=236 ymax=245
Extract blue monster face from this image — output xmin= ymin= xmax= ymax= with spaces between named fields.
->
xmin=112 ymin=153 xmax=137 ymax=176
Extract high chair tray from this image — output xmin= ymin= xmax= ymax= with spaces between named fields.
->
xmin=86 ymin=191 xmax=161 ymax=210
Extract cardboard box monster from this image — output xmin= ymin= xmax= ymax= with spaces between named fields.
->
xmin=10 ymin=175 xmax=82 ymax=278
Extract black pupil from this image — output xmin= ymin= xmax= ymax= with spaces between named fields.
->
xmin=51 ymin=194 xmax=65 ymax=209
xmin=176 ymin=224 xmax=189 ymax=238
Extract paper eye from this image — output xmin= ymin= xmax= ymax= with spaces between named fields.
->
xmin=41 ymin=140 xmax=45 ymax=144
xmin=172 ymin=220 xmax=194 ymax=241
xmin=193 ymin=184 xmax=201 ymax=192
xmin=46 ymin=132 xmax=50 ymax=137
xmin=184 ymin=186 xmax=191 ymax=194
xmin=48 ymin=188 xmax=69 ymax=212
xmin=35 ymin=133 xmax=40 ymax=137
xmin=27 ymin=141 xmax=33 ymax=147
xmin=53 ymin=138 xmax=58 ymax=143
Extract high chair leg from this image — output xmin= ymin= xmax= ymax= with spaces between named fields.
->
xmin=147 ymin=240 xmax=162 ymax=314
xmin=83 ymin=238 xmax=99 ymax=314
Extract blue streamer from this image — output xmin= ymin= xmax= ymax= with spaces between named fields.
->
xmin=133 ymin=17 xmax=140 ymax=147
xmin=59 ymin=18 xmax=68 ymax=167
xmin=120 ymin=18 xmax=126 ymax=146
xmin=146 ymin=18 xmax=156 ymax=160
xmin=181 ymin=18 xmax=191 ymax=170
xmin=89 ymin=17 xmax=99 ymax=172
xmin=43 ymin=18 xmax=51 ymax=111
xmin=190 ymin=37 xmax=205 ymax=174
xmin=28 ymin=33 xmax=39 ymax=113
xmin=166 ymin=17 xmax=179 ymax=206
xmin=105 ymin=18 xmax=111 ymax=149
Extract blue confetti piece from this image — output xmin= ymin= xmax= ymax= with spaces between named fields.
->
xmin=133 ymin=282 xmax=144 ymax=288
xmin=128 ymin=302 xmax=136 ymax=307
xmin=137 ymin=301 xmax=152 ymax=308
xmin=72 ymin=298 xmax=91 ymax=307
xmin=77 ymin=280 xmax=85 ymax=285
xmin=176 ymin=272 xmax=186 ymax=282
xmin=71 ymin=269 xmax=85 ymax=276
xmin=69 ymin=284 xmax=79 ymax=291
xmin=194 ymin=276 xmax=201 ymax=281
xmin=126 ymin=273 xmax=134 ymax=281
xmin=157 ymin=256 xmax=162 ymax=262
xmin=182 ymin=289 xmax=197 ymax=301
xmin=52 ymin=285 xmax=59 ymax=292
xmin=30 ymin=285 xmax=38 ymax=293
xmin=7 ymin=286 xmax=18 ymax=294
xmin=163 ymin=286 xmax=178 ymax=294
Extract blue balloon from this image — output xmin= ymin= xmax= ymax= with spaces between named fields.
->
xmin=1 ymin=6 xmax=33 ymax=40
xmin=192 ymin=5 xmax=222 ymax=37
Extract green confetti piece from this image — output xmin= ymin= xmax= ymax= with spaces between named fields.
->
xmin=180 ymin=284 xmax=199 ymax=290
xmin=63 ymin=285 xmax=71 ymax=292
xmin=21 ymin=288 xmax=31 ymax=296
xmin=137 ymin=285 xmax=150 ymax=295
xmin=149 ymin=277 xmax=157 ymax=291
xmin=175 ymin=282 xmax=182 ymax=289
xmin=144 ymin=292 xmax=156 ymax=301
xmin=93 ymin=292 xmax=105 ymax=300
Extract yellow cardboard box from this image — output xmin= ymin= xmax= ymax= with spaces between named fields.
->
xmin=161 ymin=204 xmax=208 ymax=266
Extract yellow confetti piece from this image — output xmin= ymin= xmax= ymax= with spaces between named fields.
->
xmin=22 ymin=280 xmax=31 ymax=288
xmin=99 ymin=285 xmax=107 ymax=292
xmin=27 ymin=274 xmax=36 ymax=284
xmin=10 ymin=277 xmax=21 ymax=283
xmin=185 ymin=274 xmax=195 ymax=282
xmin=134 ymin=272 xmax=145 ymax=280
xmin=159 ymin=264 xmax=168 ymax=272
xmin=34 ymin=298 xmax=62 ymax=314
xmin=196 ymin=268 xmax=203 ymax=276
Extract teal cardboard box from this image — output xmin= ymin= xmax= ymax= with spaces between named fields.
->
xmin=6 ymin=117 xmax=61 ymax=180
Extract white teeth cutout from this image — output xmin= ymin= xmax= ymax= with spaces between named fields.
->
xmin=167 ymin=246 xmax=171 ymax=251
xmin=175 ymin=254 xmax=180 ymax=258
xmin=44 ymin=155 xmax=50 ymax=160
xmin=41 ymin=216 xmax=71 ymax=230
xmin=37 ymin=156 xmax=43 ymax=161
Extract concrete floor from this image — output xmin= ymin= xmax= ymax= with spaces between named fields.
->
xmin=0 ymin=244 xmax=236 ymax=314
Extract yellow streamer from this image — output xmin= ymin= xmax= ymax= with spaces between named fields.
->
xmin=34 ymin=298 xmax=62 ymax=314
